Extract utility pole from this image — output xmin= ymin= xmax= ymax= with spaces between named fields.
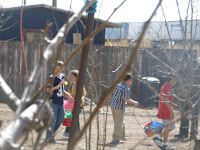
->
xmin=52 ymin=0 xmax=57 ymax=7
xmin=67 ymin=1 xmax=96 ymax=150
xmin=24 ymin=0 xmax=26 ymax=5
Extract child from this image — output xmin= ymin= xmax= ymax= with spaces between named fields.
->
xmin=45 ymin=60 xmax=72 ymax=144
xmin=63 ymin=69 xmax=87 ymax=136
xmin=153 ymin=76 xmax=176 ymax=150
xmin=110 ymin=73 xmax=138 ymax=144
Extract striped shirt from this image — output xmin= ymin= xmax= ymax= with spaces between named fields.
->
xmin=110 ymin=82 xmax=130 ymax=110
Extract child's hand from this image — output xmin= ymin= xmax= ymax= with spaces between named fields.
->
xmin=134 ymin=101 xmax=139 ymax=107
xmin=58 ymin=79 xmax=64 ymax=87
xmin=68 ymin=96 xmax=74 ymax=100
xmin=64 ymin=91 xmax=74 ymax=100
xmin=56 ymin=79 xmax=65 ymax=89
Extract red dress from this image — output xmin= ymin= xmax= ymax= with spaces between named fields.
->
xmin=157 ymin=83 xmax=174 ymax=120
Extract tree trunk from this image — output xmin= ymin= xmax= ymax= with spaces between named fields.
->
xmin=194 ymin=137 xmax=200 ymax=150
xmin=67 ymin=7 xmax=95 ymax=150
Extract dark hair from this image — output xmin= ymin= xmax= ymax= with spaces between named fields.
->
xmin=56 ymin=60 xmax=64 ymax=67
xmin=123 ymin=73 xmax=132 ymax=81
xmin=70 ymin=69 xmax=79 ymax=77
xmin=47 ymin=85 xmax=51 ymax=88
xmin=166 ymin=74 xmax=176 ymax=82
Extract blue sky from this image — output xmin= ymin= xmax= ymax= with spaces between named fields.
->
xmin=1 ymin=0 xmax=199 ymax=23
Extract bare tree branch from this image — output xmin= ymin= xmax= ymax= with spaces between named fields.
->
xmin=0 ymin=75 xmax=21 ymax=111
xmin=0 ymin=100 xmax=53 ymax=150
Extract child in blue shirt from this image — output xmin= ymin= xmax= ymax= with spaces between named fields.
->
xmin=45 ymin=60 xmax=72 ymax=144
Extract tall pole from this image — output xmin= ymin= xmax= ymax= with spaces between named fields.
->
xmin=52 ymin=0 xmax=57 ymax=7
xmin=24 ymin=0 xmax=26 ymax=5
xmin=67 ymin=3 xmax=95 ymax=150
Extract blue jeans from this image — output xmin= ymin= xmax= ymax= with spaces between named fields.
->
xmin=46 ymin=103 xmax=65 ymax=139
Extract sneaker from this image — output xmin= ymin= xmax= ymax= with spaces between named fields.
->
xmin=63 ymin=132 xmax=69 ymax=137
xmin=119 ymin=140 xmax=125 ymax=144
xmin=109 ymin=140 xmax=120 ymax=145
xmin=106 ymin=140 xmax=120 ymax=146
xmin=153 ymin=137 xmax=163 ymax=149
xmin=162 ymin=144 xmax=174 ymax=150
xmin=121 ymin=137 xmax=128 ymax=141
xmin=112 ymin=140 xmax=120 ymax=143
xmin=45 ymin=138 xmax=56 ymax=144
xmin=50 ymin=139 xmax=56 ymax=144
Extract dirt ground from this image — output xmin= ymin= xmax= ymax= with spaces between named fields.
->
xmin=0 ymin=103 xmax=198 ymax=150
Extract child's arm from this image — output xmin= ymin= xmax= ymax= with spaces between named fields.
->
xmin=47 ymin=79 xmax=64 ymax=92
xmin=161 ymin=91 xmax=174 ymax=119
xmin=165 ymin=99 xmax=174 ymax=119
xmin=64 ymin=90 xmax=74 ymax=100
xmin=82 ymin=86 xmax=87 ymax=97
xmin=124 ymin=99 xmax=139 ymax=106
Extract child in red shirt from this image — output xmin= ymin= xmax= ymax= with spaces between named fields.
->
xmin=153 ymin=76 xmax=176 ymax=150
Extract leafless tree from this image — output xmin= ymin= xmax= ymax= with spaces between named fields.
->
xmin=2 ymin=0 xmax=200 ymax=150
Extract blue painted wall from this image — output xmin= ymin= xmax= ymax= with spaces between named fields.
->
xmin=105 ymin=22 xmax=128 ymax=39
xmin=0 ymin=6 xmax=105 ymax=45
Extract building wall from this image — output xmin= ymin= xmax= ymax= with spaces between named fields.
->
xmin=106 ymin=20 xmax=200 ymax=41
xmin=167 ymin=20 xmax=200 ymax=40
xmin=0 ymin=6 xmax=105 ymax=45
xmin=105 ymin=22 xmax=128 ymax=39
xmin=128 ymin=21 xmax=169 ymax=40
xmin=105 ymin=20 xmax=200 ymax=56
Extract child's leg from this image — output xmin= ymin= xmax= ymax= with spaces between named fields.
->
xmin=111 ymin=109 xmax=124 ymax=141
xmin=160 ymin=129 xmax=173 ymax=143
xmin=153 ymin=119 xmax=175 ymax=149
xmin=161 ymin=119 xmax=175 ymax=149
xmin=65 ymin=127 xmax=70 ymax=133
xmin=63 ymin=127 xmax=70 ymax=136
xmin=161 ymin=119 xmax=175 ymax=142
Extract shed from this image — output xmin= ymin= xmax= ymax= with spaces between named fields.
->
xmin=0 ymin=4 xmax=120 ymax=45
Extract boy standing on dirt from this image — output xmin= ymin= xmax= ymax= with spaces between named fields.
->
xmin=45 ymin=60 xmax=72 ymax=144
xmin=110 ymin=73 xmax=139 ymax=144
xmin=153 ymin=76 xmax=176 ymax=150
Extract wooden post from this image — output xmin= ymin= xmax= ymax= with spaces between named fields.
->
xmin=194 ymin=137 xmax=200 ymax=150
xmin=52 ymin=0 xmax=57 ymax=7
xmin=67 ymin=4 xmax=95 ymax=150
